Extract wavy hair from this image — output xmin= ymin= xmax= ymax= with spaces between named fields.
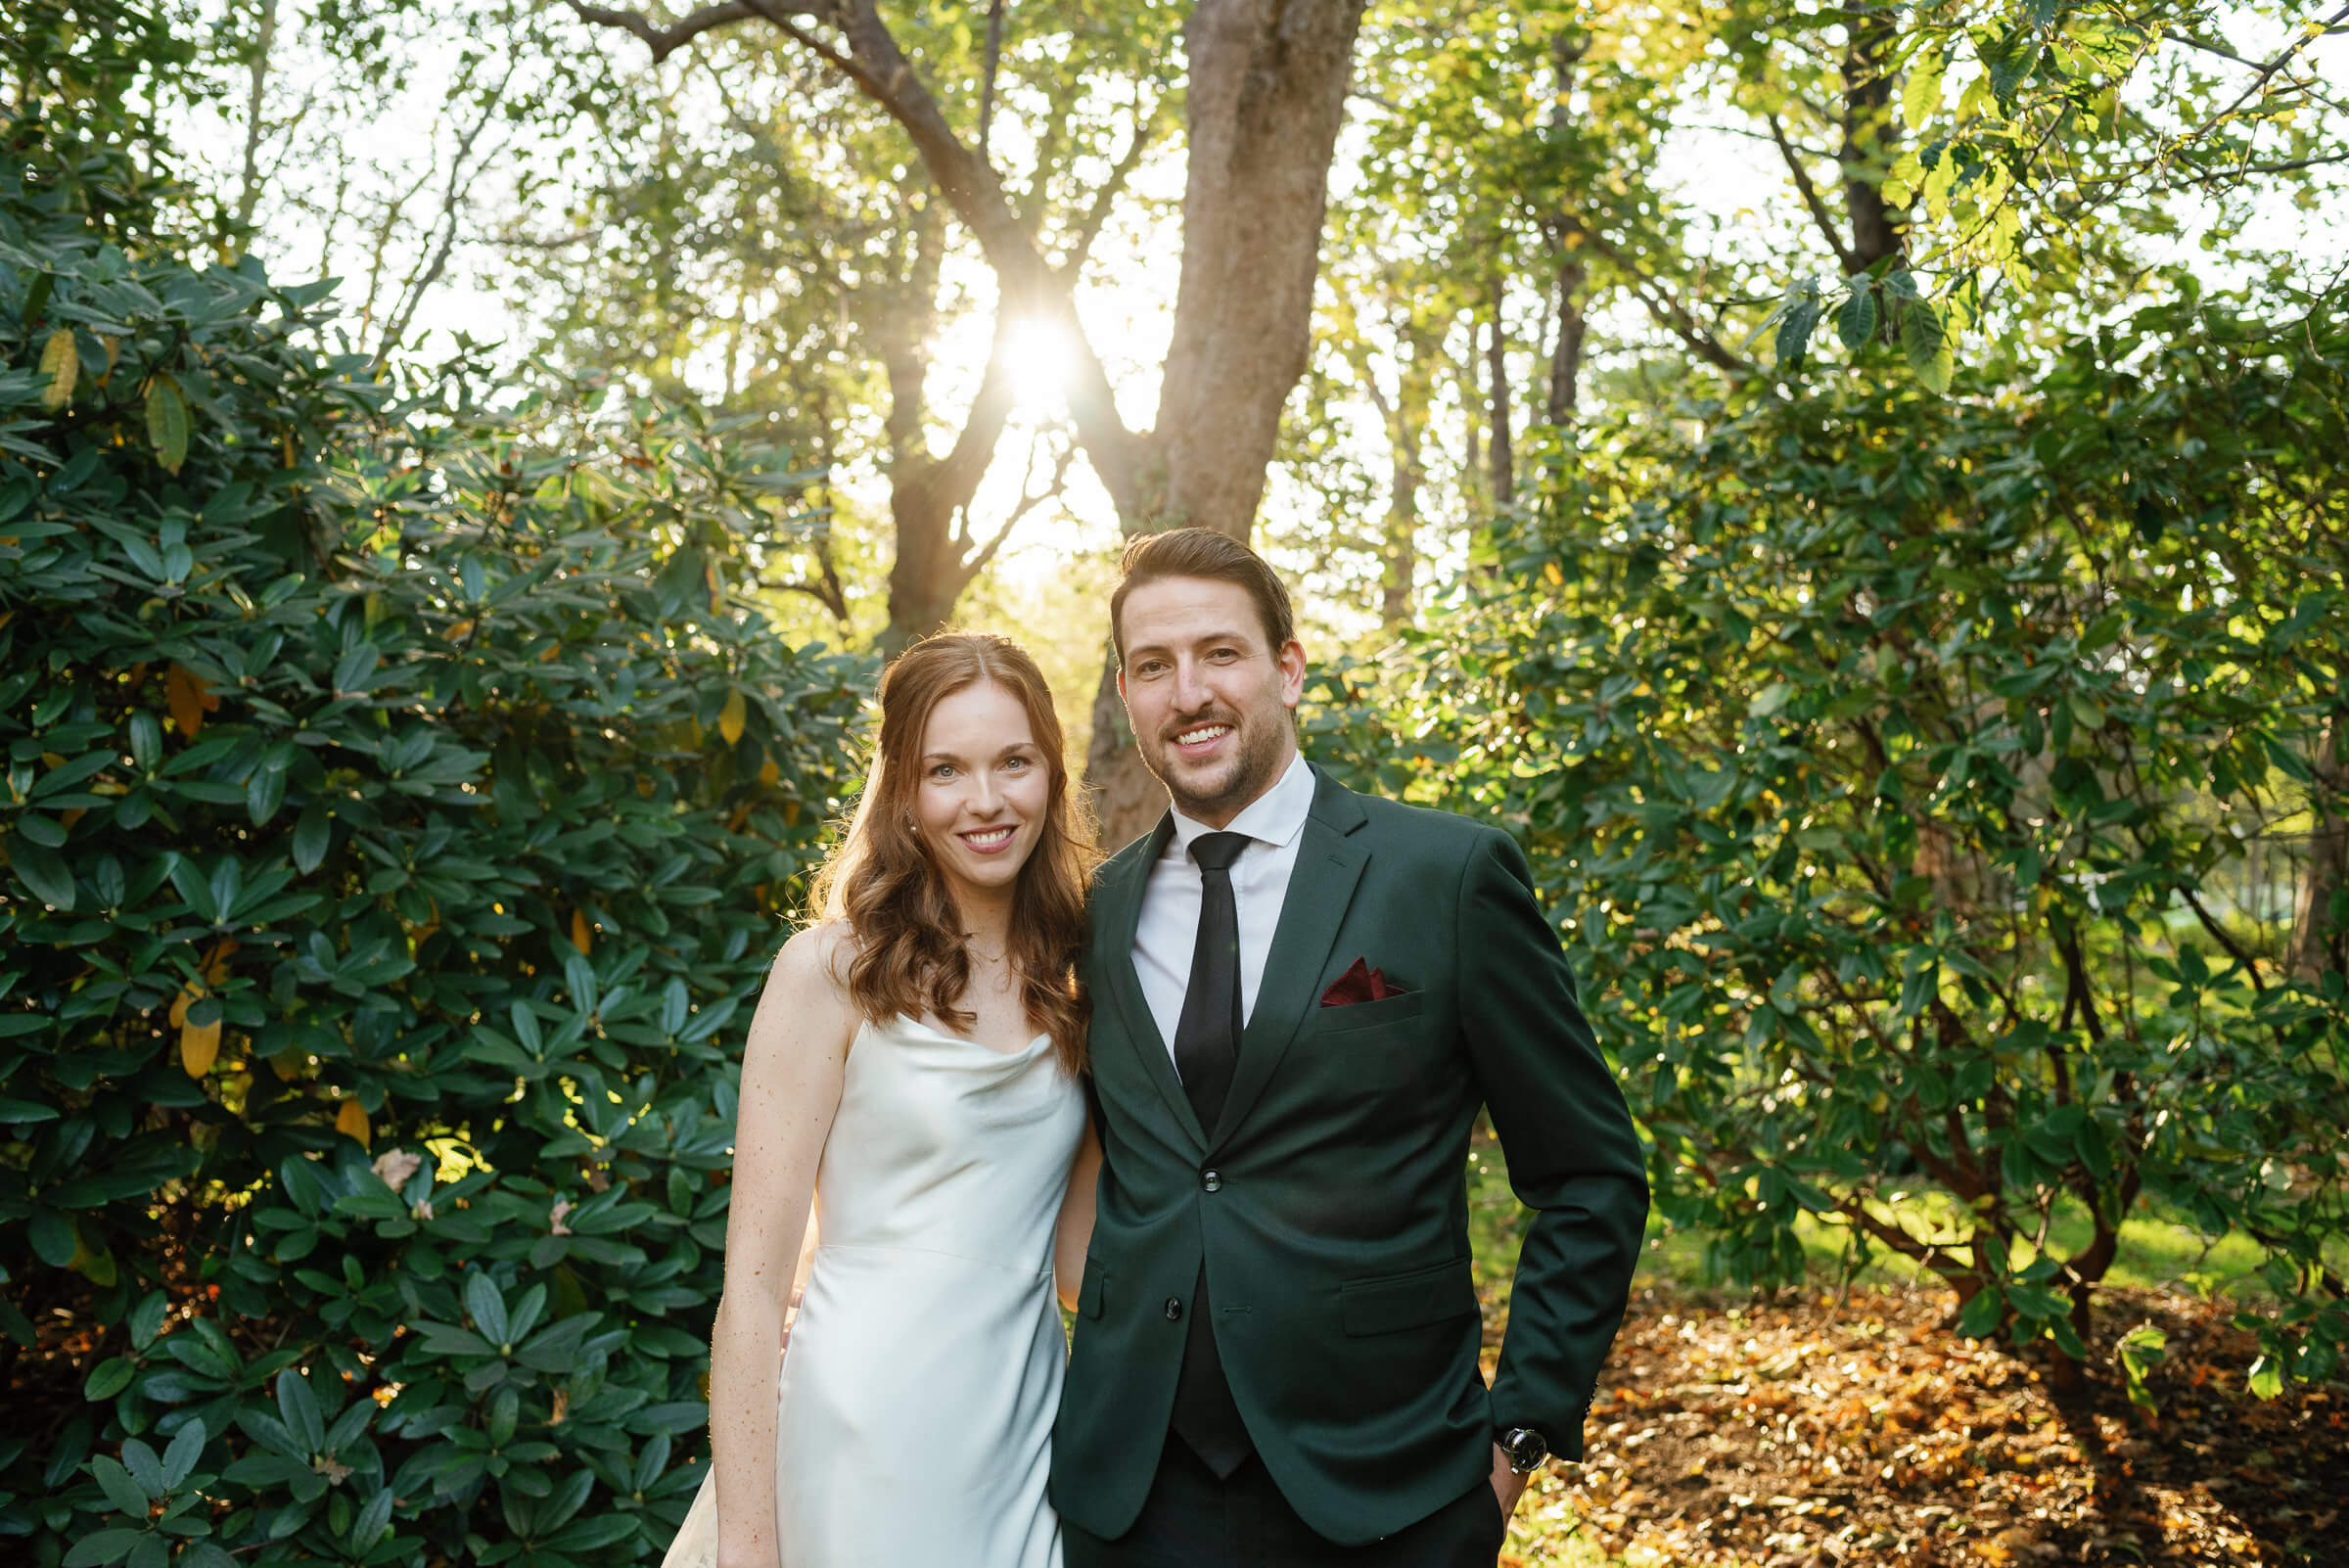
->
xmin=807 ymin=632 xmax=1095 ymax=1075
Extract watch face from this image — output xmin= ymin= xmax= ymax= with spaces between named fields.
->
xmin=1505 ymin=1428 xmax=1547 ymax=1471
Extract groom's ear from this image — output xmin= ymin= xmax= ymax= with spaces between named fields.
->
xmin=1277 ymin=639 xmax=1307 ymax=710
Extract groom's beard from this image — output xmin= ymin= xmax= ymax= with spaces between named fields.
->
xmin=1142 ymin=703 xmax=1292 ymax=824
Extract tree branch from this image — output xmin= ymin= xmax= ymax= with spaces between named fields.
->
xmin=1569 ymin=220 xmax=1751 ymax=374
xmin=1767 ymin=111 xmax=1861 ymax=274
xmin=2179 ymin=886 xmax=2269 ymax=992
xmin=563 ymin=0 xmax=778 ymax=64
xmin=1059 ymin=100 xmax=1160 ymax=275
xmin=572 ymin=0 xmax=1147 ymax=518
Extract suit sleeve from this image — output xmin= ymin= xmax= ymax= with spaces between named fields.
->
xmin=1456 ymin=829 xmax=1648 ymax=1459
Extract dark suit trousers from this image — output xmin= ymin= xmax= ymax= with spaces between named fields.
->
xmin=1062 ymin=1439 xmax=1507 ymax=1568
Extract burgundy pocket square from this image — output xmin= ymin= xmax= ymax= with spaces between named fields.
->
xmin=1320 ymin=957 xmax=1404 ymax=1007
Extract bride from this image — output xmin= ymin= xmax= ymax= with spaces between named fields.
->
xmin=665 ymin=632 xmax=1101 ymax=1568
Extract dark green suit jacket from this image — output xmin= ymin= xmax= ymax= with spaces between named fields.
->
xmin=1050 ymin=766 xmax=1648 ymax=1545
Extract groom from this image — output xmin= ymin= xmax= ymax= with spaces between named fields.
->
xmin=1053 ymin=530 xmax=1649 ymax=1564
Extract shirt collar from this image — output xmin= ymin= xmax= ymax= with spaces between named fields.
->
xmin=1168 ymin=752 xmax=1314 ymax=858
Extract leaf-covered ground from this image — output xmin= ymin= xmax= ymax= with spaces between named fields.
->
xmin=1493 ymin=1286 xmax=2347 ymax=1567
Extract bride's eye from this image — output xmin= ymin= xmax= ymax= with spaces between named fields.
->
xmin=930 ymin=762 xmax=958 ymax=780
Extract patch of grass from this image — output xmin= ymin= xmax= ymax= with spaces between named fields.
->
xmin=1466 ymin=1122 xmax=2319 ymax=1308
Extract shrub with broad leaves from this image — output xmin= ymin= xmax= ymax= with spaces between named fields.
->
xmin=0 ymin=17 xmax=870 ymax=1560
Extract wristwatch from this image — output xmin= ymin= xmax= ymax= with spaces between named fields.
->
xmin=1498 ymin=1426 xmax=1548 ymax=1475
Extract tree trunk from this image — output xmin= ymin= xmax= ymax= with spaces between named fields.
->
xmin=1840 ymin=0 xmax=1906 ymax=270
xmin=1546 ymin=255 xmax=1586 ymax=425
xmin=573 ymin=0 xmax=1368 ymax=842
xmin=1084 ymin=0 xmax=1370 ymax=848
xmin=1150 ymin=0 xmax=1370 ymax=539
xmin=2289 ymin=711 xmax=2349 ymax=983
xmin=1368 ymin=310 xmax=1437 ymax=628
xmin=1485 ymin=274 xmax=1514 ymax=505
xmin=233 ymin=0 xmax=277 ymax=238
xmin=1460 ymin=313 xmax=1484 ymax=508
xmin=863 ymin=198 xmax=1025 ymax=659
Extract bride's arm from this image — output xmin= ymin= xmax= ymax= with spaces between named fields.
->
xmin=710 ymin=925 xmax=856 ymax=1568
xmin=1052 ymin=1120 xmax=1103 ymax=1314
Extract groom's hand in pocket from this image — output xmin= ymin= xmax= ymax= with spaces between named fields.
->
xmin=1489 ymin=1443 xmax=1529 ymax=1523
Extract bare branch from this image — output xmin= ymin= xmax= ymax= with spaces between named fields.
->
xmin=965 ymin=442 xmax=1073 ymax=582
xmin=377 ymin=59 xmax=521 ymax=358
xmin=2173 ymin=1 xmax=2349 ymax=149
xmin=1767 ymin=111 xmax=1861 ymax=274
xmin=1568 ymin=219 xmax=1752 ymax=374
xmin=1059 ymin=99 xmax=1161 ymax=274
xmin=563 ymin=0 xmax=777 ymax=64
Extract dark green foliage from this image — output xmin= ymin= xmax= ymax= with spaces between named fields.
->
xmin=0 ymin=88 xmax=868 ymax=1566
xmin=1312 ymin=300 xmax=2349 ymax=1401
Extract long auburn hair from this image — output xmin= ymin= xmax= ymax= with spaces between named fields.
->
xmin=807 ymin=632 xmax=1095 ymax=1075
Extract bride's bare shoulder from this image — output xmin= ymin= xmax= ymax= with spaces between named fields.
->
xmin=772 ymin=919 xmax=857 ymax=994
xmin=748 ymin=922 xmax=861 ymax=1059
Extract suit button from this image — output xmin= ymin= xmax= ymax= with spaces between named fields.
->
xmin=1201 ymin=1169 xmax=1221 ymax=1192
xmin=1164 ymin=1297 xmax=1183 ymax=1321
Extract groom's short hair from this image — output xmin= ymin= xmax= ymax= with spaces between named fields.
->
xmin=1110 ymin=528 xmax=1296 ymax=666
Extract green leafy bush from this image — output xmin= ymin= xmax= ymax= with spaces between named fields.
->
xmin=1312 ymin=304 xmax=2349 ymax=1402
xmin=0 ymin=100 xmax=869 ymax=1564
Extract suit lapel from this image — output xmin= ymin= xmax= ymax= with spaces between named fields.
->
xmin=1209 ymin=768 xmax=1370 ymax=1148
xmin=1096 ymin=813 xmax=1210 ymax=1149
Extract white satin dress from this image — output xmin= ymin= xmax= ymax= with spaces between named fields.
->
xmin=664 ymin=1014 xmax=1085 ymax=1568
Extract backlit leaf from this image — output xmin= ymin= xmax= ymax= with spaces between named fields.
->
xmin=39 ymin=327 xmax=78 ymax=411
xmin=181 ymin=1012 xmax=222 ymax=1077
xmin=146 ymin=375 xmax=191 ymax=475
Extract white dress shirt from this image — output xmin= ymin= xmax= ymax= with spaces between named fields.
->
xmin=1132 ymin=752 xmax=1317 ymax=1065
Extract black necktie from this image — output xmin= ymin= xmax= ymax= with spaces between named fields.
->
xmin=1172 ymin=831 xmax=1249 ymax=1132
xmin=1169 ymin=829 xmax=1254 ymax=1475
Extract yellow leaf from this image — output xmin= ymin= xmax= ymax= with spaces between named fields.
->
xmin=166 ymin=664 xmax=216 ymax=737
xmin=169 ymin=984 xmax=202 ymax=1028
xmin=706 ymin=558 xmax=724 ymax=614
xmin=758 ymin=758 xmax=780 ymax=787
xmin=445 ymin=619 xmax=476 ymax=641
xmin=571 ymin=909 xmax=592 ymax=954
xmin=39 ymin=328 xmax=78 ymax=411
xmin=336 ymin=1099 xmax=371 ymax=1147
xmin=203 ymin=939 xmax=238 ymax=985
xmin=1543 ymin=560 xmax=1564 ymax=586
xmin=783 ymin=799 xmax=801 ymax=825
xmin=539 ymin=642 xmax=560 ymax=663
xmin=719 ymin=689 xmax=747 ymax=747
xmin=180 ymin=1014 xmax=221 ymax=1078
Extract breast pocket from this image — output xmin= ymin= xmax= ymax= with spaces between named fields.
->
xmin=1313 ymin=991 xmax=1425 ymax=1035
